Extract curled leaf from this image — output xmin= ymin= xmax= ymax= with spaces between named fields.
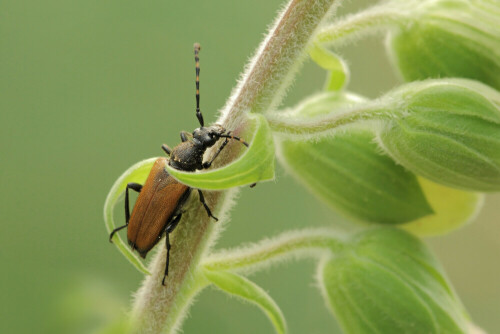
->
xmin=204 ymin=269 xmax=287 ymax=334
xmin=309 ymin=43 xmax=349 ymax=91
xmin=165 ymin=113 xmax=275 ymax=190
xmin=320 ymin=228 xmax=469 ymax=334
xmin=104 ymin=158 xmax=156 ymax=275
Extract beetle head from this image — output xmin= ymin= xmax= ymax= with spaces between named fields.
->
xmin=193 ymin=124 xmax=226 ymax=148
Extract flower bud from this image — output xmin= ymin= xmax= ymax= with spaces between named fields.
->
xmin=387 ymin=0 xmax=500 ymax=90
xmin=321 ymin=228 xmax=469 ymax=334
xmin=277 ymin=92 xmax=433 ymax=224
xmin=377 ymin=79 xmax=500 ymax=191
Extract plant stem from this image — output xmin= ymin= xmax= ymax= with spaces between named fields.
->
xmin=316 ymin=6 xmax=408 ymax=47
xmin=130 ymin=0 xmax=342 ymax=333
xmin=266 ymin=102 xmax=393 ymax=137
xmin=203 ymin=229 xmax=347 ymax=274
xmin=220 ymin=0 xmax=342 ymax=128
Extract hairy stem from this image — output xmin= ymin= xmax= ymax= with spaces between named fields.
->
xmin=266 ymin=102 xmax=393 ymax=137
xmin=220 ymin=0 xmax=342 ymax=128
xmin=203 ymin=229 xmax=347 ymax=274
xmin=316 ymin=6 xmax=408 ymax=47
xmin=130 ymin=0 xmax=342 ymax=333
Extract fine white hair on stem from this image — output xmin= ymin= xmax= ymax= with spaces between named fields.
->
xmin=316 ymin=5 xmax=409 ymax=48
xmin=130 ymin=1 xmax=343 ymax=333
xmin=203 ymin=228 xmax=348 ymax=275
xmin=219 ymin=0 xmax=342 ymax=130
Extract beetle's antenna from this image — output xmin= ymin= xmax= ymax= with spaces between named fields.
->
xmin=218 ymin=134 xmax=249 ymax=147
xmin=194 ymin=43 xmax=204 ymax=127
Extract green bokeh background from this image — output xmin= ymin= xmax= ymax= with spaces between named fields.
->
xmin=1 ymin=0 xmax=499 ymax=333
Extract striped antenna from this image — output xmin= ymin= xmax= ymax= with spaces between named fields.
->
xmin=194 ymin=43 xmax=204 ymax=127
xmin=219 ymin=134 xmax=249 ymax=147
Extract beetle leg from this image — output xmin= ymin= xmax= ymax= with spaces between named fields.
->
xmin=162 ymin=213 xmax=183 ymax=286
xmin=197 ymin=189 xmax=218 ymax=221
xmin=162 ymin=144 xmax=172 ymax=156
xmin=109 ymin=225 xmax=127 ymax=242
xmin=162 ymin=233 xmax=172 ymax=286
xmin=109 ymin=182 xmax=142 ymax=242
xmin=125 ymin=183 xmax=143 ymax=223
xmin=165 ymin=214 xmax=183 ymax=234
xmin=203 ymin=134 xmax=230 ymax=169
xmin=180 ymin=131 xmax=191 ymax=142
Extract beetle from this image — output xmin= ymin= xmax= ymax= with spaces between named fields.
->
xmin=109 ymin=43 xmax=248 ymax=285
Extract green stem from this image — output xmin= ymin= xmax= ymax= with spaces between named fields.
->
xmin=203 ymin=229 xmax=347 ymax=274
xmin=219 ymin=0 xmax=342 ymax=128
xmin=316 ymin=5 xmax=408 ymax=46
xmin=266 ymin=102 xmax=393 ymax=136
xmin=129 ymin=1 xmax=342 ymax=333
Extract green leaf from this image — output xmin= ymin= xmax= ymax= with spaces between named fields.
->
xmin=378 ymin=79 xmax=500 ymax=191
xmin=165 ymin=113 xmax=275 ymax=190
xmin=320 ymin=227 xmax=469 ymax=334
xmin=104 ymin=158 xmax=156 ymax=275
xmin=204 ymin=269 xmax=286 ymax=334
xmin=309 ymin=43 xmax=349 ymax=91
xmin=401 ymin=177 xmax=484 ymax=236
xmin=387 ymin=0 xmax=500 ymax=90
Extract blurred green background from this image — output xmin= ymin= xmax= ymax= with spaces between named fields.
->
xmin=1 ymin=0 xmax=499 ymax=333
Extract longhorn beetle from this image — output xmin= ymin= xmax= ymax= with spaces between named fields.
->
xmin=109 ymin=43 xmax=248 ymax=285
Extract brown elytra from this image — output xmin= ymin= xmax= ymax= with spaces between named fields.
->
xmin=127 ymin=157 xmax=191 ymax=257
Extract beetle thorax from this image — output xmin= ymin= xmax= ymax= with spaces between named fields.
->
xmin=169 ymin=141 xmax=204 ymax=171
xmin=168 ymin=124 xmax=226 ymax=172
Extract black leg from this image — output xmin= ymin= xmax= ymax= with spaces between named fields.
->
xmin=203 ymin=134 xmax=230 ymax=169
xmin=162 ymin=213 xmax=183 ymax=286
xmin=166 ymin=216 xmax=182 ymax=235
xmin=180 ymin=131 xmax=191 ymax=142
xmin=125 ymin=183 xmax=142 ymax=223
xmin=162 ymin=144 xmax=172 ymax=155
xmin=109 ymin=224 xmax=127 ymax=242
xmin=250 ymin=183 xmax=257 ymax=188
xmin=162 ymin=233 xmax=171 ymax=286
xmin=197 ymin=189 xmax=218 ymax=221
xmin=109 ymin=182 xmax=142 ymax=242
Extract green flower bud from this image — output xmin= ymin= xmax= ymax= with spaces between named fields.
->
xmin=377 ymin=79 xmax=500 ymax=191
xmin=387 ymin=0 xmax=500 ymax=90
xmin=402 ymin=177 xmax=484 ymax=237
xmin=321 ymin=228 xmax=469 ymax=334
xmin=277 ymin=92 xmax=433 ymax=224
